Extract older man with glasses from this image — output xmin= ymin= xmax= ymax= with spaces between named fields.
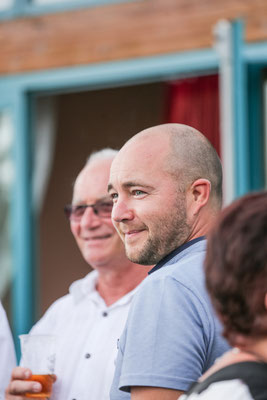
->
xmin=6 ymin=149 xmax=150 ymax=400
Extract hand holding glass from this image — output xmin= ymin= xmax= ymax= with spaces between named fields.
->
xmin=19 ymin=334 xmax=56 ymax=398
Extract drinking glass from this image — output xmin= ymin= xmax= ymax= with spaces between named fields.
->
xmin=19 ymin=334 xmax=56 ymax=398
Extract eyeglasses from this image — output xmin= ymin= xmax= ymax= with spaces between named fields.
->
xmin=64 ymin=198 xmax=113 ymax=221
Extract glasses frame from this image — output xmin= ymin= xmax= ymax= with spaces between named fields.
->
xmin=64 ymin=197 xmax=113 ymax=221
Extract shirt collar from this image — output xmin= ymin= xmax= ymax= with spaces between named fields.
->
xmin=69 ymin=269 xmax=141 ymax=308
xmin=69 ymin=270 xmax=98 ymax=303
xmin=148 ymin=236 xmax=206 ymax=275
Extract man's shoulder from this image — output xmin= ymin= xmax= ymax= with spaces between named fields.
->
xmin=149 ymin=240 xmax=206 ymax=286
xmin=41 ymin=270 xmax=96 ymax=315
xmin=169 ymin=245 xmax=206 ymax=285
xmin=30 ymin=293 xmax=72 ymax=335
xmin=47 ymin=292 xmax=73 ymax=311
xmin=34 ymin=293 xmax=72 ymax=325
xmin=45 ymin=271 xmax=94 ymax=312
xmin=30 ymin=273 xmax=94 ymax=334
xmin=131 ymin=241 xmax=209 ymax=317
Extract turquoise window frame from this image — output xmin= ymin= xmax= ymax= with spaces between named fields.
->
xmin=0 ymin=90 xmax=35 ymax=357
xmin=0 ymin=0 xmax=138 ymax=19
xmin=247 ymin=65 xmax=265 ymax=191
xmin=231 ymin=20 xmax=250 ymax=197
xmin=0 ymin=22 xmax=267 ymax=352
xmin=244 ymin=40 xmax=267 ymax=191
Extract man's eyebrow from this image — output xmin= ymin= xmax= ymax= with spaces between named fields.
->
xmin=107 ymin=181 xmax=153 ymax=192
xmin=123 ymin=181 xmax=151 ymax=188
xmin=72 ymin=195 xmax=111 ymax=205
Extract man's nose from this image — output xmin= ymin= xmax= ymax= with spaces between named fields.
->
xmin=80 ymin=206 xmax=102 ymax=228
xmin=112 ymin=199 xmax=134 ymax=223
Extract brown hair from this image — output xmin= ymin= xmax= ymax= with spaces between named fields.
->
xmin=205 ymin=191 xmax=267 ymax=345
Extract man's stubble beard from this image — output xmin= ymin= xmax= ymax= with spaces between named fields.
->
xmin=125 ymin=194 xmax=191 ymax=265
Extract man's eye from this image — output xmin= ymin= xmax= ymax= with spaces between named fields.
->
xmin=73 ymin=205 xmax=86 ymax=216
xmin=110 ymin=193 xmax=118 ymax=200
xmin=133 ymin=190 xmax=145 ymax=196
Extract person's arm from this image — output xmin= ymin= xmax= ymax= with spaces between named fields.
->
xmin=131 ymin=386 xmax=184 ymax=399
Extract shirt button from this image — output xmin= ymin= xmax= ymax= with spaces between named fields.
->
xmin=102 ymin=311 xmax=108 ymax=317
xmin=85 ymin=353 xmax=91 ymax=359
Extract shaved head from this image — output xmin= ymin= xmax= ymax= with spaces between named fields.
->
xmin=124 ymin=123 xmax=222 ymax=209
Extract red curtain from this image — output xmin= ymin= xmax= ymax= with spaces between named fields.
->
xmin=165 ymin=75 xmax=220 ymax=156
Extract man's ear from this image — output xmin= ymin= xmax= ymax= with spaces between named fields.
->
xmin=189 ymin=179 xmax=211 ymax=216
xmin=264 ymin=293 xmax=267 ymax=311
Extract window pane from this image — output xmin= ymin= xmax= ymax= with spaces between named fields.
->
xmin=0 ymin=0 xmax=14 ymax=11
xmin=0 ymin=111 xmax=14 ymax=300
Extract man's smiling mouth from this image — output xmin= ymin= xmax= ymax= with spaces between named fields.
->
xmin=124 ymin=229 xmax=146 ymax=238
xmin=85 ymin=234 xmax=112 ymax=241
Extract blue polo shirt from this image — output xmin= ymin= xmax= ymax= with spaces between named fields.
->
xmin=110 ymin=239 xmax=229 ymax=399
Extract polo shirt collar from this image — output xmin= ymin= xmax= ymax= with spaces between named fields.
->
xmin=148 ymin=236 xmax=206 ymax=275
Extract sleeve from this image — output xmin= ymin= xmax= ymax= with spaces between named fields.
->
xmin=0 ymin=301 xmax=17 ymax=399
xmin=118 ymin=275 xmax=213 ymax=392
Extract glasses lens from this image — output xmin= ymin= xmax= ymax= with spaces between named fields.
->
xmin=64 ymin=200 xmax=113 ymax=220
xmin=96 ymin=201 xmax=113 ymax=217
xmin=64 ymin=204 xmax=87 ymax=221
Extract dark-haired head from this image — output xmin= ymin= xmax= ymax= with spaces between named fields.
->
xmin=205 ymin=191 xmax=267 ymax=346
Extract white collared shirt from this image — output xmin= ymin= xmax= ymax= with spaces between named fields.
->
xmin=30 ymin=270 xmax=141 ymax=400
xmin=0 ymin=301 xmax=16 ymax=399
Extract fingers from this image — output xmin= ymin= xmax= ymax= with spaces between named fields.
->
xmin=11 ymin=367 xmax=31 ymax=380
xmin=5 ymin=367 xmax=42 ymax=399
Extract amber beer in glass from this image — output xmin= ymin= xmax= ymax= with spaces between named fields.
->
xmin=25 ymin=374 xmax=54 ymax=398
xmin=19 ymin=335 xmax=56 ymax=399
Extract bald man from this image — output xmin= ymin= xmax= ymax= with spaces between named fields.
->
xmin=108 ymin=124 xmax=230 ymax=400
